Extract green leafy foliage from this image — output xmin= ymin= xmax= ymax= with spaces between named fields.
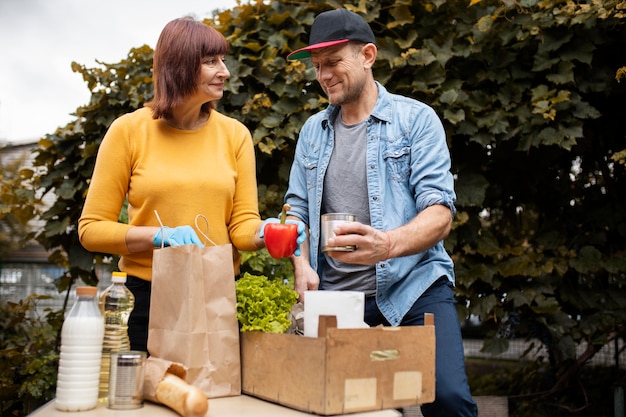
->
xmin=1 ymin=0 xmax=625 ymax=414
xmin=235 ymin=272 xmax=298 ymax=333
xmin=239 ymin=249 xmax=295 ymax=285
xmin=0 ymin=295 xmax=63 ymax=416
xmin=0 ymin=150 xmax=37 ymax=259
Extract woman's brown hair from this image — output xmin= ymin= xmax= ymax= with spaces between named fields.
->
xmin=147 ymin=17 xmax=229 ymax=119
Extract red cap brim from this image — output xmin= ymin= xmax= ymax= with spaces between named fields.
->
xmin=287 ymin=39 xmax=351 ymax=61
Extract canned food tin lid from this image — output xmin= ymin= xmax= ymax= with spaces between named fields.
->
xmin=112 ymin=351 xmax=146 ymax=366
xmin=321 ymin=213 xmax=356 ymax=221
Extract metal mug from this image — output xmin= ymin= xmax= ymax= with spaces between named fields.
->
xmin=321 ymin=213 xmax=357 ymax=252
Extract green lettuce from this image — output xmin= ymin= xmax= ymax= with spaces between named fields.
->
xmin=235 ymin=272 xmax=298 ymax=333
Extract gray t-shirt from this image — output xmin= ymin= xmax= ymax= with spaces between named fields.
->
xmin=321 ymin=113 xmax=376 ymax=295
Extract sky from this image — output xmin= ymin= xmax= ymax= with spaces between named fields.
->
xmin=0 ymin=0 xmax=238 ymax=145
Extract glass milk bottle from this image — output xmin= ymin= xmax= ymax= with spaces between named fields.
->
xmin=98 ymin=271 xmax=135 ymax=402
xmin=55 ymin=286 xmax=104 ymax=411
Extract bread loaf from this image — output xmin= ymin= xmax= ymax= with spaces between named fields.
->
xmin=155 ymin=372 xmax=208 ymax=417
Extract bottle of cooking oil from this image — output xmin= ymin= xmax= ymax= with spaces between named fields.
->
xmin=98 ymin=271 xmax=134 ymax=403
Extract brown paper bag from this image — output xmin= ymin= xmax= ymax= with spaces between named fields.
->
xmin=143 ymin=357 xmax=188 ymax=403
xmin=148 ymin=243 xmax=241 ymax=398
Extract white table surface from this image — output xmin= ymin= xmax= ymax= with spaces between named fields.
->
xmin=30 ymin=395 xmax=402 ymax=417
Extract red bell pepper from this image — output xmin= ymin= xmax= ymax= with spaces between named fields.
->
xmin=264 ymin=204 xmax=299 ymax=258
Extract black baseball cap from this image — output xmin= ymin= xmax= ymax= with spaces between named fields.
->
xmin=287 ymin=9 xmax=375 ymax=61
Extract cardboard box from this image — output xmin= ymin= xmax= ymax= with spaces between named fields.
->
xmin=241 ymin=314 xmax=435 ymax=415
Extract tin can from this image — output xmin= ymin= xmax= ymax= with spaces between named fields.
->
xmin=321 ymin=213 xmax=357 ymax=252
xmin=107 ymin=351 xmax=146 ymax=409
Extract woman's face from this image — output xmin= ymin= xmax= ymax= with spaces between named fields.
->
xmin=197 ymin=55 xmax=230 ymax=101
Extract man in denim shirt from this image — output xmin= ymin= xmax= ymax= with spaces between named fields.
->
xmin=284 ymin=8 xmax=477 ymax=417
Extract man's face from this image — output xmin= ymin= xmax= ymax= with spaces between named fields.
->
xmin=310 ymin=43 xmax=368 ymax=106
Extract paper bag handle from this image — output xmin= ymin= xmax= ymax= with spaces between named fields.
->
xmin=153 ymin=211 xmax=217 ymax=247
xmin=194 ymin=214 xmax=217 ymax=247
xmin=154 ymin=210 xmax=170 ymax=249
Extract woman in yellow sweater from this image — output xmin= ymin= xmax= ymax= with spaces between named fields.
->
xmin=78 ymin=17 xmax=303 ymax=352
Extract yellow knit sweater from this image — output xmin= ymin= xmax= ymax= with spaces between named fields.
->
xmin=78 ymin=107 xmax=261 ymax=280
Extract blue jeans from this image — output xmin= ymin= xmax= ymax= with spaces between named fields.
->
xmin=364 ymin=277 xmax=478 ymax=417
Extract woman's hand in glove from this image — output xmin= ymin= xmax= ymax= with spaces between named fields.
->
xmin=154 ymin=226 xmax=203 ymax=247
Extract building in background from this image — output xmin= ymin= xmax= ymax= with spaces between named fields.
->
xmin=0 ymin=141 xmax=113 ymax=313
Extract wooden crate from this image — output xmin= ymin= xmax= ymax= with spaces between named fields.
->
xmin=241 ymin=314 xmax=435 ymax=415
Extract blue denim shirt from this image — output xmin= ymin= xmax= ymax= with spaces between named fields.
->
xmin=285 ymin=82 xmax=456 ymax=326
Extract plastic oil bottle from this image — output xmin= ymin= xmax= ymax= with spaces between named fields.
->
xmin=55 ymin=286 xmax=104 ymax=411
xmin=98 ymin=271 xmax=135 ymax=402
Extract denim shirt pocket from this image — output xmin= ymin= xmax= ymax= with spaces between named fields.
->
xmin=304 ymin=158 xmax=318 ymax=190
xmin=382 ymin=145 xmax=411 ymax=181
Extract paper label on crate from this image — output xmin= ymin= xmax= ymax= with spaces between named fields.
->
xmin=393 ymin=371 xmax=422 ymax=400
xmin=344 ymin=378 xmax=377 ymax=410
xmin=370 ymin=349 xmax=399 ymax=361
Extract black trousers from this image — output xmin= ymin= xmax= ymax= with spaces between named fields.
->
xmin=125 ymin=275 xmax=151 ymax=354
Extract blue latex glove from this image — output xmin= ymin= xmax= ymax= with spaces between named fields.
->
xmin=259 ymin=218 xmax=307 ymax=256
xmin=154 ymin=226 xmax=203 ymax=247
